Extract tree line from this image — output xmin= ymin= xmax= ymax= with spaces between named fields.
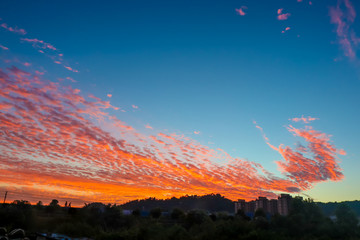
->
xmin=0 ymin=195 xmax=359 ymax=240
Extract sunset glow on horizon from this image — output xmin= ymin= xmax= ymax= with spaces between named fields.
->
xmin=1 ymin=0 xmax=360 ymax=205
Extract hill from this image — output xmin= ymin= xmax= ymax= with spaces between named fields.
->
xmin=120 ymin=193 xmax=234 ymax=212
xmin=121 ymin=194 xmax=360 ymax=216
xmin=317 ymin=200 xmax=360 ymax=216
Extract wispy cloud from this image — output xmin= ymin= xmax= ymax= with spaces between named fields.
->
xmin=0 ymin=23 xmax=26 ymax=35
xmin=132 ymin=104 xmax=139 ymax=109
xmin=0 ymin=66 xmax=345 ymax=205
xmin=253 ymin=121 xmax=269 ymax=142
xmin=235 ymin=6 xmax=247 ymax=16
xmin=0 ymin=44 xmax=9 ymax=50
xmin=107 ymin=94 xmax=112 ymax=98
xmin=64 ymin=66 xmax=79 ymax=73
xmin=66 ymin=77 xmax=77 ymax=83
xmin=277 ymin=9 xmax=291 ymax=20
xmin=21 ymin=38 xmax=57 ymax=51
xmin=330 ymin=0 xmax=359 ymax=59
xmin=289 ymin=116 xmax=319 ymax=123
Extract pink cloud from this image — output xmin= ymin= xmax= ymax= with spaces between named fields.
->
xmin=0 ymin=23 xmax=26 ymax=35
xmin=0 ymin=44 xmax=8 ymax=50
xmin=0 ymin=65 xmax=346 ymax=205
xmin=235 ymin=6 xmax=247 ymax=16
xmin=21 ymin=38 xmax=57 ymax=51
xmin=66 ymin=77 xmax=77 ymax=83
xmin=253 ymin=121 xmax=269 ymax=142
xmin=330 ymin=0 xmax=359 ymax=59
xmin=132 ymin=104 xmax=139 ymax=109
xmin=107 ymin=94 xmax=112 ymax=98
xmin=35 ymin=71 xmax=45 ymax=75
xmin=23 ymin=62 xmax=31 ymax=67
xmin=64 ymin=66 xmax=79 ymax=73
xmin=277 ymin=9 xmax=291 ymax=20
xmin=282 ymin=27 xmax=291 ymax=33
xmin=289 ymin=116 xmax=319 ymax=123
xmin=274 ymin=125 xmax=345 ymax=188
xmin=146 ymin=124 xmax=153 ymax=129
xmin=194 ymin=131 xmax=200 ymax=135
xmin=73 ymin=89 xmax=81 ymax=94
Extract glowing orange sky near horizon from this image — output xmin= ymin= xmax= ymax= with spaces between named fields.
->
xmin=0 ymin=66 xmax=346 ymax=206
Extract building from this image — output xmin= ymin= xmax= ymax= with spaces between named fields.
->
xmin=245 ymin=200 xmax=256 ymax=214
xmin=234 ymin=194 xmax=292 ymax=216
xmin=268 ymin=199 xmax=278 ymax=215
xmin=234 ymin=199 xmax=246 ymax=213
xmin=278 ymin=194 xmax=292 ymax=216
xmin=255 ymin=197 xmax=269 ymax=212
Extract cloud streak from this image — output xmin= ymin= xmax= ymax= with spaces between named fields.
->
xmin=0 ymin=23 xmax=26 ymax=35
xmin=0 ymin=66 xmax=345 ymax=205
xmin=0 ymin=44 xmax=8 ymax=50
xmin=289 ymin=116 xmax=319 ymax=123
xmin=330 ymin=0 xmax=359 ymax=59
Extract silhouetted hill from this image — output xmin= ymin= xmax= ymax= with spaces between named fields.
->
xmin=120 ymin=193 xmax=234 ymax=212
xmin=121 ymin=194 xmax=360 ymax=216
xmin=317 ymin=200 xmax=360 ymax=216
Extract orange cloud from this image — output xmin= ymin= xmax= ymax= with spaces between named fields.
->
xmin=107 ymin=94 xmax=112 ymax=98
xmin=274 ymin=125 xmax=345 ymax=189
xmin=0 ymin=66 xmax=345 ymax=206
xmin=289 ymin=116 xmax=319 ymax=123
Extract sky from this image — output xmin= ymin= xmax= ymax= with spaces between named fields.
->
xmin=0 ymin=0 xmax=359 ymax=206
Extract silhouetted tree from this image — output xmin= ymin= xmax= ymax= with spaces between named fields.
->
xmin=49 ymin=199 xmax=59 ymax=207
xmin=254 ymin=208 xmax=266 ymax=218
xmin=171 ymin=208 xmax=185 ymax=220
xmin=335 ymin=203 xmax=359 ymax=238
xmin=150 ymin=208 xmax=162 ymax=219
xmin=132 ymin=208 xmax=141 ymax=217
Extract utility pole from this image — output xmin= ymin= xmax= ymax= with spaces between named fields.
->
xmin=3 ymin=191 xmax=7 ymax=204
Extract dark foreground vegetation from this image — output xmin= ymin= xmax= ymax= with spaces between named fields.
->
xmin=0 ymin=195 xmax=359 ymax=240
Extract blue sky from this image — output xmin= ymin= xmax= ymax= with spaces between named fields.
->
xmin=0 ymin=0 xmax=359 ymax=203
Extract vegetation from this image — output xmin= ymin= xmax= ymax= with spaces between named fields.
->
xmin=121 ymin=193 xmax=234 ymax=212
xmin=0 ymin=195 xmax=359 ymax=240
